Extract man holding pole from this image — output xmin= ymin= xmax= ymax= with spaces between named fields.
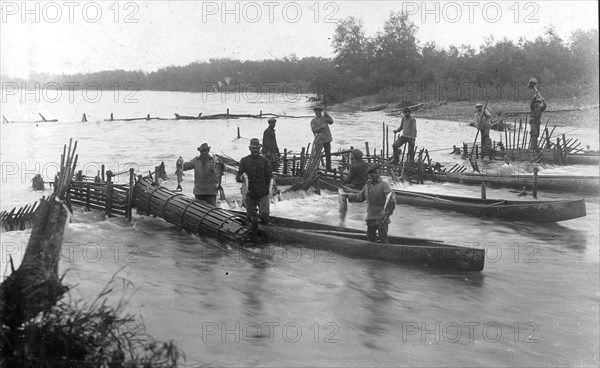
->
xmin=474 ymin=103 xmax=492 ymax=151
xmin=310 ymin=106 xmax=334 ymax=171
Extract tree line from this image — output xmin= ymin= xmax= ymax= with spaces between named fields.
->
xmin=4 ymin=11 xmax=598 ymax=103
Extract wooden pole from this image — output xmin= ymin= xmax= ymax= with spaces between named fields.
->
xmin=226 ymin=108 xmax=230 ymax=119
xmin=127 ymin=168 xmax=135 ymax=221
xmin=532 ymin=167 xmax=538 ymax=199
xmin=516 ymin=119 xmax=522 ymax=149
xmin=237 ymin=127 xmax=240 ymax=139
xmin=283 ymin=149 xmax=288 ymax=175
xmin=386 ymin=125 xmax=390 ymax=160
xmin=481 ymin=182 xmax=486 ymax=199
xmin=562 ymin=134 xmax=568 ymax=164
xmin=364 ymin=142 xmax=370 ymax=162
xmin=106 ymin=170 xmax=113 ymax=218
xmin=101 ymin=164 xmax=105 ymax=181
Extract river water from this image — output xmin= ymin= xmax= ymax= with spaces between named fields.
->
xmin=1 ymin=91 xmax=599 ymax=367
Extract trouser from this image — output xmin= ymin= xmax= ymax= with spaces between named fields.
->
xmin=529 ymin=123 xmax=540 ymax=149
xmin=195 ymin=194 xmax=217 ymax=206
xmin=366 ymin=219 xmax=389 ymax=243
xmin=263 ymin=151 xmax=280 ymax=172
xmin=392 ymin=136 xmax=415 ymax=162
xmin=245 ymin=195 xmax=270 ymax=224
xmin=323 ymin=142 xmax=332 ymax=169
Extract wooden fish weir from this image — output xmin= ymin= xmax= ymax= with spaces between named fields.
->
xmin=68 ymin=169 xmax=135 ymax=220
xmin=133 ymin=177 xmax=251 ymax=243
xmin=0 ymin=202 xmax=39 ymax=232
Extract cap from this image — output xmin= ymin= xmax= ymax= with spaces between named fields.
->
xmin=268 ymin=117 xmax=277 ymax=123
xmin=249 ymin=138 xmax=262 ymax=148
xmin=402 ymin=107 xmax=411 ymax=113
xmin=313 ymin=106 xmax=324 ymax=112
xmin=198 ymin=143 xmax=211 ymax=152
xmin=475 ymin=103 xmax=483 ymax=108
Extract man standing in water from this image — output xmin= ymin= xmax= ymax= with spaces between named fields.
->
xmin=310 ymin=106 xmax=334 ymax=171
xmin=345 ymin=164 xmax=395 ymax=243
xmin=183 ymin=143 xmax=224 ymax=206
xmin=529 ymin=96 xmax=547 ymax=150
xmin=237 ymin=138 xmax=272 ymax=226
xmin=474 ymin=103 xmax=492 ymax=151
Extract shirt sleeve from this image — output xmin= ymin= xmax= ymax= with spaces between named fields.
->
xmin=183 ymin=159 xmax=194 ymax=171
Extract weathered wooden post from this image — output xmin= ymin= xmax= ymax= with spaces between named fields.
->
xmin=146 ymin=114 xmax=150 ymax=121
xmin=110 ymin=113 xmax=114 ymax=121
xmin=260 ymin=110 xmax=262 ymax=118
xmin=562 ymin=134 xmax=568 ymax=164
xmin=481 ymin=182 xmax=486 ymax=199
xmin=226 ymin=108 xmax=230 ymax=119
xmin=556 ymin=138 xmax=562 ymax=165
xmin=101 ymin=164 xmax=105 ymax=181
xmin=532 ymin=167 xmax=538 ymax=199
xmin=127 ymin=168 xmax=135 ymax=221
xmin=237 ymin=127 xmax=240 ymax=139
xmin=105 ymin=170 xmax=113 ymax=218
xmin=314 ymin=173 xmax=321 ymax=195
xmin=283 ymin=149 xmax=288 ymax=175
xmin=300 ymin=148 xmax=305 ymax=176
xmin=364 ymin=142 xmax=370 ymax=162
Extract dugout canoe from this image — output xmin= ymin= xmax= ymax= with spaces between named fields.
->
xmin=431 ymin=171 xmax=600 ymax=195
xmin=133 ymin=176 xmax=484 ymax=271
xmin=252 ymin=213 xmax=485 ymax=272
xmin=391 ymin=189 xmax=586 ymax=222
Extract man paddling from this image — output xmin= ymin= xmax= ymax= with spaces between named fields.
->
xmin=529 ymin=96 xmax=547 ymax=150
xmin=389 ymin=107 xmax=417 ymax=163
xmin=345 ymin=164 xmax=396 ymax=243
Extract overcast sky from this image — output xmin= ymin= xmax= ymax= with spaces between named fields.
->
xmin=1 ymin=0 xmax=598 ymax=78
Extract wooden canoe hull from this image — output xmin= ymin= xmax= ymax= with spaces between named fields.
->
xmin=432 ymin=172 xmax=600 ymax=195
xmin=392 ymin=190 xmax=586 ymax=222
xmin=251 ymin=213 xmax=485 ymax=272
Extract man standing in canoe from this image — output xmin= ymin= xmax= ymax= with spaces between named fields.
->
xmin=529 ymin=96 xmax=547 ymax=150
xmin=474 ymin=103 xmax=492 ymax=152
xmin=310 ymin=106 xmax=334 ymax=171
xmin=389 ymin=107 xmax=417 ymax=163
xmin=261 ymin=117 xmax=280 ymax=171
xmin=345 ymin=164 xmax=396 ymax=244
xmin=183 ymin=143 xmax=225 ymax=206
xmin=343 ymin=149 xmax=369 ymax=190
xmin=237 ymin=138 xmax=272 ymax=226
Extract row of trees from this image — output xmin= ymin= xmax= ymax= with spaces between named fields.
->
xmin=331 ymin=12 xmax=599 ymax=101
xmin=4 ymin=12 xmax=598 ymax=102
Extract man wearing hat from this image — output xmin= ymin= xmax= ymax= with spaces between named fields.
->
xmin=389 ymin=107 xmax=417 ymax=164
xmin=262 ymin=117 xmax=280 ymax=170
xmin=343 ymin=149 xmax=369 ymax=190
xmin=237 ymin=138 xmax=272 ymax=226
xmin=310 ymin=106 xmax=335 ymax=171
xmin=474 ymin=103 xmax=492 ymax=151
xmin=346 ymin=164 xmax=395 ymax=243
xmin=183 ymin=143 xmax=225 ymax=206
xmin=529 ymin=96 xmax=547 ymax=150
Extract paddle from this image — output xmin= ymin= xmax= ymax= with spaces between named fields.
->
xmin=338 ymin=187 xmax=348 ymax=227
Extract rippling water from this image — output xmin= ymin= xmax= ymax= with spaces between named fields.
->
xmin=1 ymin=91 xmax=599 ymax=367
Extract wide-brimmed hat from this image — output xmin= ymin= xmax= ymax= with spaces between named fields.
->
xmin=313 ymin=106 xmax=324 ymax=112
xmin=268 ymin=117 xmax=277 ymax=123
xmin=367 ymin=163 xmax=381 ymax=173
xmin=197 ymin=143 xmax=211 ymax=152
xmin=249 ymin=138 xmax=262 ymax=148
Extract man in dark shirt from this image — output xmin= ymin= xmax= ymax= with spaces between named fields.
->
xmin=529 ymin=97 xmax=547 ymax=150
xmin=261 ymin=117 xmax=280 ymax=171
xmin=237 ymin=138 xmax=272 ymax=225
xmin=343 ymin=149 xmax=369 ymax=190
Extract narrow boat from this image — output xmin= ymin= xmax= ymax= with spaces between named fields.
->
xmin=132 ymin=177 xmax=485 ymax=271
xmin=391 ymin=189 xmax=586 ymax=222
xmin=431 ymin=171 xmax=600 ymax=195
xmin=253 ymin=213 xmax=485 ymax=272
